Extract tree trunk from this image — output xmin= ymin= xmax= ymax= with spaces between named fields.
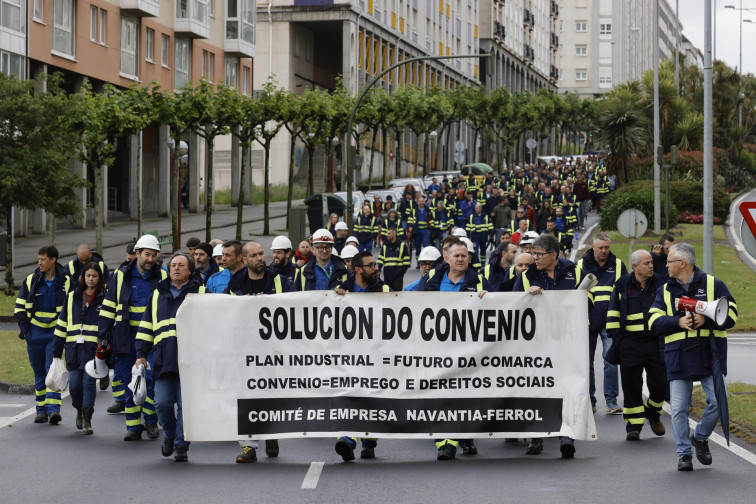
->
xmin=324 ymin=143 xmax=333 ymax=193
xmin=137 ymin=130 xmax=143 ymax=237
xmin=286 ymin=132 xmax=297 ymax=228
xmin=171 ymin=144 xmax=180 ymax=251
xmin=204 ymin=138 xmax=214 ymax=242
xmin=307 ymin=146 xmax=315 ymax=196
xmin=48 ymin=216 xmax=57 ymax=246
xmin=412 ymin=133 xmax=420 ymax=178
xmin=236 ymin=143 xmax=248 ymax=241
xmin=367 ymin=129 xmax=377 ymax=190
xmin=382 ymin=128 xmax=388 ymax=188
xmin=264 ymin=141 xmax=271 ymax=236
xmin=4 ymin=213 xmax=14 ymax=294
xmin=422 ymin=135 xmax=430 ymax=178
xmin=94 ymin=163 xmax=103 ymax=255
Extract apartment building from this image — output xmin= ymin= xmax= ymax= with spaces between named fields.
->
xmin=4 ymin=0 xmax=256 ymax=234
xmin=479 ymin=0 xmax=558 ymax=93
xmin=557 ymin=0 xmax=684 ymax=97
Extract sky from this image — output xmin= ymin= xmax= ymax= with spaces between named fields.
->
xmin=676 ymin=0 xmax=756 ymax=75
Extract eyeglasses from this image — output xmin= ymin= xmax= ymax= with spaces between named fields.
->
xmin=533 ymin=251 xmax=554 ymax=258
xmin=358 ymin=262 xmax=377 ymax=269
xmin=313 ymin=245 xmax=332 ymax=251
xmin=666 ymin=259 xmax=683 ymax=265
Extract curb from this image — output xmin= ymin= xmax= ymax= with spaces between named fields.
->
xmin=0 ymin=381 xmax=35 ymax=395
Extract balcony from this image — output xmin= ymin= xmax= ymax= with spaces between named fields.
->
xmin=493 ymin=21 xmax=506 ymax=41
xmin=120 ymin=0 xmax=159 ymax=17
xmin=550 ymin=0 xmax=558 ymax=18
xmin=225 ymin=0 xmax=256 ymax=57
xmin=524 ymin=44 xmax=535 ymax=63
xmin=175 ymin=0 xmax=210 ymax=39
xmin=550 ymin=64 xmax=559 ymax=80
xmin=550 ymin=31 xmax=558 ymax=48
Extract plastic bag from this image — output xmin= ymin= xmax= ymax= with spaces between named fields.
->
xmin=45 ymin=357 xmax=69 ymax=392
xmin=128 ymin=363 xmax=150 ymax=406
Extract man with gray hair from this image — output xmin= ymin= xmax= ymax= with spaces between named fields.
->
xmin=577 ymin=232 xmax=627 ymax=414
xmin=606 ymin=249 xmax=666 ymax=441
xmin=649 ymin=243 xmax=737 ymax=471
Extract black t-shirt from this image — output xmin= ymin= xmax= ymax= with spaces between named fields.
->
xmin=240 ymin=275 xmax=267 ymax=295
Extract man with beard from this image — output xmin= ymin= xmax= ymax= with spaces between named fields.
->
xmin=192 ymin=242 xmax=219 ymax=285
xmin=270 ymin=236 xmax=297 ymax=282
xmin=378 ymin=227 xmax=411 ymax=291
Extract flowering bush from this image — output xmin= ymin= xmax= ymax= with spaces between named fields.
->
xmin=677 ymin=210 xmax=722 ymax=225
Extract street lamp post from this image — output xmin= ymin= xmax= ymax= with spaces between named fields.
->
xmin=653 ymin=0 xmax=661 ymax=234
xmin=344 ymin=53 xmax=490 ymax=230
xmin=429 ymin=130 xmax=438 ymax=172
xmin=725 ymin=2 xmax=756 ymax=128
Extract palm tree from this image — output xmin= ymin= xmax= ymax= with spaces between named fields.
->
xmin=597 ymin=88 xmax=647 ymax=184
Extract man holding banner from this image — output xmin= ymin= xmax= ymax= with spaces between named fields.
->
xmin=513 ymin=234 xmax=581 ymax=459
xmin=334 ymin=251 xmax=391 ymax=461
xmin=418 ymin=238 xmax=488 ymax=460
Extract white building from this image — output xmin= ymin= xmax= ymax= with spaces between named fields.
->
xmin=556 ymin=0 xmax=686 ymax=97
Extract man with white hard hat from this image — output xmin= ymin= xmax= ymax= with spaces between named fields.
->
xmin=294 ymin=229 xmax=349 ymax=291
xmin=270 ymin=236 xmax=296 ymax=282
xmin=206 ymin=241 xmax=244 ymax=293
xmin=460 ymin=237 xmax=481 ymax=270
xmin=451 ymin=227 xmax=467 ymax=238
xmin=211 ymin=244 xmax=224 ymax=268
xmin=404 ymin=246 xmax=441 ymax=291
xmin=339 ymin=244 xmax=360 ymax=271
xmin=518 ymin=231 xmax=539 ymax=256
xmin=98 ymin=234 xmax=167 ymax=440
xmin=333 ymin=222 xmax=349 ymax=255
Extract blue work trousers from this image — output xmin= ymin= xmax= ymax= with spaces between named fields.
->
xmin=26 ymin=335 xmax=61 ymax=415
xmin=114 ymin=343 xmax=156 ymax=432
xmin=414 ymin=229 xmax=431 ymax=258
xmin=589 ymin=328 xmax=619 ymax=407
xmin=69 ymin=369 xmax=97 ymax=410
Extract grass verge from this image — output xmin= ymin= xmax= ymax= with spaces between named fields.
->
xmin=577 ymin=223 xmax=756 ymax=331
xmin=691 ymin=382 xmax=756 ymax=444
xmin=0 ymin=292 xmax=17 ymax=317
xmin=199 ymin=185 xmax=308 ymax=206
xmin=0 ymin=330 xmax=34 ymax=385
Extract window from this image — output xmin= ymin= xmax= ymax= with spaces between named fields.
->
xmin=575 ymin=70 xmax=587 ymax=81
xmin=161 ymin=34 xmax=170 ymax=67
xmin=575 ymin=45 xmax=586 ymax=56
xmin=120 ymin=16 xmax=139 ymax=78
xmin=600 ymin=23 xmax=612 ymax=35
xmin=226 ymin=0 xmax=255 ymax=44
xmin=202 ymin=49 xmax=208 ymax=78
xmin=242 ymin=66 xmax=249 ymax=95
xmin=175 ymin=38 xmax=191 ymax=89
xmin=193 ymin=0 xmax=209 ymax=24
xmin=575 ymin=20 xmax=586 ymax=32
xmin=99 ymin=10 xmax=106 ymax=44
xmin=146 ymin=28 xmax=155 ymax=62
xmin=599 ymin=75 xmax=612 ymax=86
xmin=208 ymin=52 xmax=214 ymax=81
xmin=33 ymin=0 xmax=42 ymax=21
xmin=225 ymin=56 xmax=238 ymax=88
xmin=0 ymin=50 xmax=24 ymax=77
xmin=1 ymin=0 xmax=24 ymax=33
xmin=53 ymin=0 xmax=75 ymax=57
xmin=90 ymin=6 xmax=97 ymax=41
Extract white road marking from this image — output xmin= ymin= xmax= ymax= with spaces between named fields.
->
xmin=0 ymin=391 xmax=70 ymax=429
xmin=0 ymin=404 xmax=27 ymax=408
xmin=642 ymin=381 xmax=756 ymax=467
xmin=301 ymin=461 xmax=325 ymax=489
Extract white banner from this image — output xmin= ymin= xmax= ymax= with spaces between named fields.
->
xmin=177 ymin=291 xmax=597 ymax=442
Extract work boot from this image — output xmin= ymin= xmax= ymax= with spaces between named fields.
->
xmin=99 ymin=374 xmax=110 ymax=391
xmin=174 ymin=445 xmax=188 ymax=462
xmin=460 ymin=440 xmax=478 ymax=455
xmin=48 ymin=412 xmax=62 ymax=425
xmin=650 ymin=418 xmax=666 ymax=436
xmin=75 ymin=409 xmax=83 ymax=430
xmin=124 ymin=429 xmax=142 ymax=441
xmin=34 ymin=413 xmax=48 ymax=424
xmin=335 ymin=438 xmax=355 ymax=462
xmin=236 ymin=446 xmax=257 ymax=463
xmin=145 ymin=423 xmax=160 ymax=439
xmin=107 ymin=402 xmax=125 ymax=414
xmin=526 ymin=438 xmax=543 ymax=455
xmin=265 ymin=439 xmax=279 ymax=458
xmin=161 ymin=438 xmax=175 ymax=457
xmin=678 ymin=454 xmax=693 ymax=471
xmin=691 ymin=434 xmax=712 ymax=465
xmin=560 ymin=438 xmax=576 ymax=459
xmin=626 ymin=430 xmax=640 ymax=441
xmin=360 ymin=446 xmax=375 ymax=459
xmin=436 ymin=443 xmax=456 ymax=461
xmin=81 ymin=407 xmax=94 ymax=435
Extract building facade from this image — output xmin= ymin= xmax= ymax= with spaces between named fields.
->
xmin=556 ymin=0 xmax=684 ymax=98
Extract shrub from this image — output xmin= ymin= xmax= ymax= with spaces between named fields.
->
xmin=677 ymin=210 xmax=722 ymax=225
xmin=599 ymin=190 xmax=677 ymax=231
xmin=612 ymin=180 xmax=730 ymax=221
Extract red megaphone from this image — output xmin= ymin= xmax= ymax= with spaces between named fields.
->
xmin=675 ymin=296 xmax=728 ymax=327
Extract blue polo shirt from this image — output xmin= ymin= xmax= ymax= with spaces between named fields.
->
xmin=206 ymin=268 xmax=233 ymax=293
xmin=439 ymin=272 xmax=463 ymax=292
xmin=404 ymin=278 xmax=422 ymax=291
xmin=313 ymin=260 xmax=334 ymax=291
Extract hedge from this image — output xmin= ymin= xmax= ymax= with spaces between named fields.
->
xmin=599 ymin=190 xmax=678 ymax=232
xmin=612 ymin=180 xmax=730 ymax=221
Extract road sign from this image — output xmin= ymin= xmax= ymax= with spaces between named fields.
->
xmin=454 ymin=152 xmax=466 ymax=165
xmin=455 ymin=140 xmax=465 ymax=152
xmin=739 ymin=201 xmax=756 ymax=260
xmin=525 ymin=138 xmax=538 ymax=150
xmin=617 ymin=209 xmax=648 ymax=238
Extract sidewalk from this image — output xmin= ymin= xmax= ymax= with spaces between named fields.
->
xmin=1 ymin=200 xmax=304 ymax=277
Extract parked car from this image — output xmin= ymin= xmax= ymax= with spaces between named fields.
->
xmin=390 ymin=184 xmax=427 ymax=199
xmin=365 ymin=188 xmax=404 ymax=207
xmin=332 ymin=190 xmax=366 ymax=219
xmin=423 ymin=170 xmax=461 ymax=189
xmin=388 ymin=178 xmax=426 ymax=190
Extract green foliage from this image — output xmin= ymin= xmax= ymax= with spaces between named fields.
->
xmin=599 ymin=190 xmax=677 ymax=231
xmin=612 ymin=180 xmax=730 ymax=220
xmin=738 ymin=151 xmax=756 ymax=173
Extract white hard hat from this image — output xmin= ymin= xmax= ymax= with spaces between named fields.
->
xmin=340 ymin=245 xmax=359 ymax=260
xmin=85 ymin=356 xmax=109 ymax=379
xmin=520 ymin=231 xmax=540 ymax=245
xmin=128 ymin=363 xmax=147 ymax=406
xmin=418 ymin=246 xmax=441 ymax=263
xmin=271 ymin=236 xmax=293 ymax=250
xmin=134 ymin=234 xmax=161 ymax=252
xmin=212 ymin=244 xmax=223 ymax=258
xmin=334 ymin=221 xmax=349 ymax=231
xmin=312 ymin=228 xmax=335 ymax=245
xmin=452 ymin=228 xmax=467 ymax=238
xmin=460 ymin=237 xmax=475 ymax=254
xmin=345 ymin=236 xmax=359 ymax=246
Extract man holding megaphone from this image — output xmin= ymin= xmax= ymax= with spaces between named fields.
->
xmin=649 ymin=243 xmax=738 ymax=472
